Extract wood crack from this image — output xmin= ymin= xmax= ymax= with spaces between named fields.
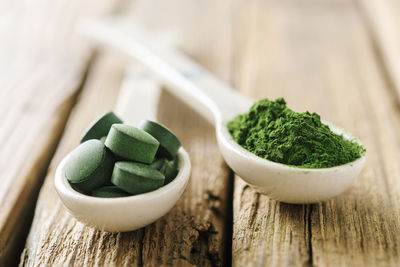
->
xmin=247 ymin=192 xmax=260 ymax=229
xmin=306 ymin=205 xmax=314 ymax=267
xmin=189 ymin=222 xmax=221 ymax=267
xmin=138 ymin=229 xmax=144 ymax=267
xmin=222 ymin=171 xmax=234 ymax=267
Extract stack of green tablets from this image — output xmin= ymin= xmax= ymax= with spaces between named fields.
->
xmin=64 ymin=112 xmax=181 ymax=198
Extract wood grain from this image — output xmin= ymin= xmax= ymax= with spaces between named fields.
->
xmin=20 ymin=53 xmax=137 ymax=266
xmin=20 ymin=60 xmax=231 ymax=266
xmin=130 ymin=2 xmax=234 ymax=264
xmin=21 ymin=1 xmax=234 ymax=265
xmin=357 ymin=0 xmax=400 ymax=101
xmin=12 ymin=0 xmax=400 ymax=265
xmin=0 ymin=0 xmax=118 ymax=265
xmin=232 ymin=0 xmax=400 ymax=266
xmin=137 ymin=90 xmax=230 ymax=267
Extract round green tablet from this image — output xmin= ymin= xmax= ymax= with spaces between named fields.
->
xmin=111 ymin=162 xmax=165 ymax=195
xmin=80 ymin=112 xmax=123 ymax=143
xmin=139 ymin=120 xmax=181 ymax=158
xmin=105 ymin=124 xmax=159 ymax=164
xmin=91 ymin=186 xmax=130 ymax=198
xmin=150 ymin=158 xmax=164 ymax=170
xmin=151 ymin=158 xmax=179 ymax=185
xmin=150 ymin=157 xmax=178 ymax=184
xmin=100 ymin=136 xmax=107 ymax=143
xmin=65 ymin=140 xmax=114 ymax=192
xmin=160 ymin=158 xmax=179 ymax=185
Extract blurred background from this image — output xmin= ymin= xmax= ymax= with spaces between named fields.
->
xmin=1 ymin=0 xmax=400 ymax=266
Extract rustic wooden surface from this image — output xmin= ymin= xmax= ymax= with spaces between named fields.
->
xmin=232 ymin=0 xmax=400 ymax=266
xmin=358 ymin=0 xmax=400 ymax=99
xmin=0 ymin=0 xmax=398 ymax=265
xmin=20 ymin=0 xmax=233 ymax=266
xmin=0 ymin=0 xmax=119 ymax=265
xmin=20 ymin=53 xmax=143 ymax=266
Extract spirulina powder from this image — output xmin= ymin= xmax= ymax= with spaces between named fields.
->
xmin=227 ymin=98 xmax=365 ymax=168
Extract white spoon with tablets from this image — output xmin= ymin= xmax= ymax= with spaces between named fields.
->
xmin=79 ymin=18 xmax=366 ymax=204
xmin=55 ymin=69 xmax=191 ymax=232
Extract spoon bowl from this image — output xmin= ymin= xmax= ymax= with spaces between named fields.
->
xmin=217 ymin=122 xmax=366 ymax=203
xmin=55 ymin=147 xmax=191 ymax=232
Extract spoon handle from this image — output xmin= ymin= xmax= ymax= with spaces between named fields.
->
xmin=79 ymin=18 xmax=253 ymax=124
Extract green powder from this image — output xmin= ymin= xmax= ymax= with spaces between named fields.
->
xmin=227 ymin=98 xmax=365 ymax=168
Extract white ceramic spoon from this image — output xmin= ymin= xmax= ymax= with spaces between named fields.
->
xmin=55 ymin=70 xmax=191 ymax=232
xmin=80 ymin=18 xmax=367 ymax=204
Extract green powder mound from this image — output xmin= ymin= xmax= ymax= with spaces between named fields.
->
xmin=227 ymin=98 xmax=366 ymax=168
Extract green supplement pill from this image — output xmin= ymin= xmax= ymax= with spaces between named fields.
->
xmin=81 ymin=112 xmax=123 ymax=143
xmin=139 ymin=120 xmax=181 ymax=158
xmin=91 ymin=186 xmax=130 ymax=198
xmin=150 ymin=158 xmax=164 ymax=170
xmin=65 ymin=140 xmax=114 ymax=192
xmin=100 ymin=136 xmax=107 ymax=143
xmin=111 ymin=162 xmax=165 ymax=195
xmin=105 ymin=124 xmax=159 ymax=164
xmin=160 ymin=158 xmax=179 ymax=185
xmin=150 ymin=158 xmax=179 ymax=185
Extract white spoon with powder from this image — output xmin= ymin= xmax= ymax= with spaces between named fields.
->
xmin=79 ymin=18 xmax=366 ymax=204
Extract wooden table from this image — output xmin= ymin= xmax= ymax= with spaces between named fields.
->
xmin=1 ymin=0 xmax=400 ymax=266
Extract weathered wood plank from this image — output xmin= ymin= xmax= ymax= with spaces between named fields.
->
xmin=233 ymin=179 xmax=310 ymax=266
xmin=138 ymin=90 xmax=231 ymax=267
xmin=125 ymin=0 xmax=233 ymax=82
xmin=233 ymin=0 xmax=400 ymax=266
xmin=357 ymin=0 xmax=400 ymax=101
xmin=0 ymin=93 xmax=78 ymax=267
xmin=19 ymin=53 xmax=140 ymax=266
xmin=21 ymin=0 xmax=234 ymax=265
xmin=20 ymin=64 xmax=231 ymax=266
xmin=0 ymin=0 xmax=118 ymax=265
xmin=129 ymin=1 xmax=234 ymax=265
